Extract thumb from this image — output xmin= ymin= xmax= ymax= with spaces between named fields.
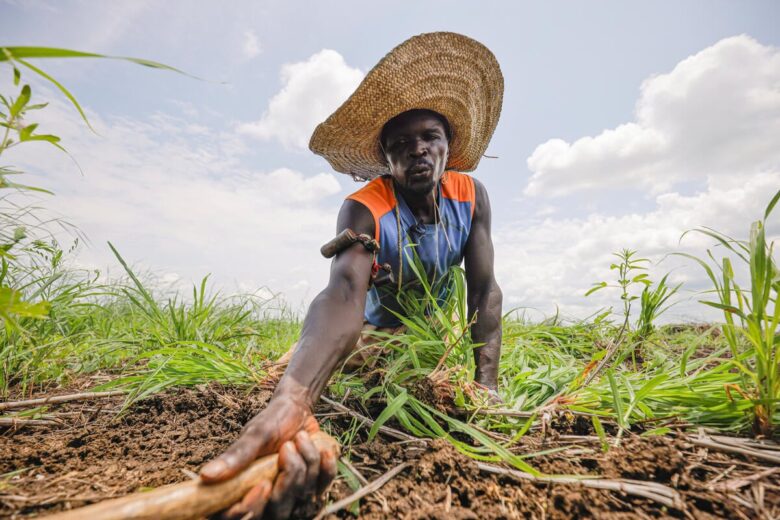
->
xmin=200 ymin=430 xmax=268 ymax=483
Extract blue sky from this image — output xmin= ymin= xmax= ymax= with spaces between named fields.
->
xmin=1 ymin=0 xmax=779 ymax=321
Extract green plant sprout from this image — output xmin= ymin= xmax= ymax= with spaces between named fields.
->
xmin=679 ymin=188 xmax=780 ymax=436
xmin=586 ymin=249 xmax=680 ymax=339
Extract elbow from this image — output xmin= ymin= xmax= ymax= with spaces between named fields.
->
xmin=492 ymin=282 xmax=503 ymax=309
xmin=469 ymin=278 xmax=502 ymax=312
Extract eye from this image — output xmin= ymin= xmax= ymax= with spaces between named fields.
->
xmin=390 ymin=137 xmax=407 ymax=149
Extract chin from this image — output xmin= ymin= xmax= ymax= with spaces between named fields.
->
xmin=405 ymin=178 xmax=436 ymax=194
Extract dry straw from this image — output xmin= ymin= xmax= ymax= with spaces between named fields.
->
xmin=309 ymin=32 xmax=504 ymax=180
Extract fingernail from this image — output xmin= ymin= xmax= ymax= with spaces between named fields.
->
xmin=201 ymin=459 xmax=226 ymax=478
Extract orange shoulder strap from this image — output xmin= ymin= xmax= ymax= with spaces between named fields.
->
xmin=346 ymin=177 xmax=395 ymax=240
xmin=441 ymin=171 xmax=476 ymax=216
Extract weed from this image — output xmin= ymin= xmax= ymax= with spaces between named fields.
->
xmin=679 ymin=188 xmax=780 ymax=436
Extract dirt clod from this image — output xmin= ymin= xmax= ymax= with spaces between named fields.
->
xmin=2 ymin=384 xmax=777 ymax=519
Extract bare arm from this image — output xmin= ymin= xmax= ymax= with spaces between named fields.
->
xmin=275 ymin=199 xmax=375 ymax=406
xmin=463 ymin=179 xmax=503 ymax=391
xmin=201 ymin=199 xmax=374 ymax=519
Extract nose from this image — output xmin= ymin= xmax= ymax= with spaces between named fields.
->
xmin=409 ymin=138 xmax=428 ymax=157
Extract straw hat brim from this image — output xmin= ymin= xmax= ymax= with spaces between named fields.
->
xmin=309 ymin=32 xmax=504 ymax=181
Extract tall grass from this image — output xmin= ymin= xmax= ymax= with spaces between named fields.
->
xmin=0 ymin=46 xmax=193 ymax=389
xmin=0 ymin=239 xmax=299 ymax=397
xmin=680 ymin=189 xmax=780 ymax=436
xmin=339 ymin=259 xmax=541 ymax=473
xmin=101 ymin=244 xmax=298 ymax=405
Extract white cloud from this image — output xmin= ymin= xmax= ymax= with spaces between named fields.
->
xmin=77 ymin=1 xmax=152 ymax=51
xmin=525 ymin=35 xmax=780 ymax=197
xmin=497 ymin=172 xmax=780 ymax=321
xmin=237 ymin=49 xmax=364 ymax=149
xmin=4 ymin=83 xmax=344 ymax=307
xmin=263 ymin=168 xmax=340 ymax=202
xmin=5 ymin=35 xmax=777 ymax=325
xmin=501 ymin=35 xmax=780 ymax=322
xmin=243 ymin=30 xmax=262 ymax=59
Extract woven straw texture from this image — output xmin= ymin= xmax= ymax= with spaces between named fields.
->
xmin=309 ymin=32 xmax=504 ymax=181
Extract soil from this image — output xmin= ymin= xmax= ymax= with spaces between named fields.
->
xmin=1 ymin=384 xmax=778 ymax=519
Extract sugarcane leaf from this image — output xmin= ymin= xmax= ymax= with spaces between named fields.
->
xmin=764 ymin=189 xmax=780 ymax=221
xmin=367 ymin=389 xmax=408 ymax=441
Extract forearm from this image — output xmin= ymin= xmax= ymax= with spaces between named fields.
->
xmin=275 ymin=286 xmax=365 ymax=407
xmin=468 ymin=280 xmax=503 ymax=390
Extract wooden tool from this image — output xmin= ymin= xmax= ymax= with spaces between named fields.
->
xmin=44 ymin=431 xmax=339 ymax=520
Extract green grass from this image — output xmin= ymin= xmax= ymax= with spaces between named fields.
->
xmin=0 ymin=45 xmax=776 ymax=502
xmin=0 ymin=212 xmax=776 ymax=465
xmin=0 ymin=211 xmax=775 ymax=481
xmin=678 ymin=188 xmax=780 ymax=436
xmin=1 ymin=49 xmax=777 ymax=454
xmin=0 ymin=239 xmax=299 ymax=397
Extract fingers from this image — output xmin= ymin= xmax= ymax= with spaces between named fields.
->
xmin=202 ymin=398 xmax=313 ymax=484
xmin=221 ymin=480 xmax=272 ymax=520
xmin=317 ymin=447 xmax=337 ymax=494
xmin=201 ymin=423 xmax=270 ymax=483
xmin=266 ymin=430 xmax=337 ymax=519
xmin=268 ymin=441 xmax=307 ymax=519
xmin=294 ymin=431 xmax=321 ymax=497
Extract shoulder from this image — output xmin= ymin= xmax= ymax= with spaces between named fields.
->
xmin=341 ymin=176 xmax=394 ymax=240
xmin=337 ymin=200 xmax=375 ymax=240
xmin=441 ymin=171 xmax=476 ymax=205
xmin=463 ymin=175 xmax=491 ymax=224
xmin=441 ymin=171 xmax=490 ymax=220
xmin=472 ymin=177 xmax=489 ymax=211
xmin=346 ymin=176 xmax=395 ymax=217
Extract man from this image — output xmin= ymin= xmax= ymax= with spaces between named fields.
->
xmin=201 ymin=32 xmax=504 ymax=519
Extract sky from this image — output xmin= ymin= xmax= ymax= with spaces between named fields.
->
xmin=1 ymin=0 xmax=778 ymax=322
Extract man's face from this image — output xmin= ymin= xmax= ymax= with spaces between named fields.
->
xmin=381 ymin=110 xmax=449 ymax=195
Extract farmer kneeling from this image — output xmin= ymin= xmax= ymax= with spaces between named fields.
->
xmin=201 ymin=32 xmax=504 ymax=519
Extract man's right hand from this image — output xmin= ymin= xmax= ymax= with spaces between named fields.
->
xmin=200 ymin=396 xmax=338 ymax=519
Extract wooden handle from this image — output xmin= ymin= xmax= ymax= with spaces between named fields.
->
xmin=44 ymin=431 xmax=339 ymax=520
xmin=320 ymin=228 xmax=357 ymax=258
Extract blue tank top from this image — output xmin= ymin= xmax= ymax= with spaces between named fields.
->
xmin=346 ymin=171 xmax=476 ymax=327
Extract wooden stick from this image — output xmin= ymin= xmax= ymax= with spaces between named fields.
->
xmin=476 ymin=462 xmax=685 ymax=510
xmin=320 ymin=396 xmax=423 ymax=443
xmin=689 ymin=436 xmax=780 ymax=464
xmin=0 ymin=391 xmax=125 ymax=411
xmin=339 ymin=457 xmax=369 ymax=486
xmin=314 ymin=462 xmax=411 ymax=520
xmin=710 ymin=434 xmax=780 ymax=452
xmin=0 ymin=417 xmax=60 ymax=427
xmin=42 ymin=431 xmax=339 ymax=520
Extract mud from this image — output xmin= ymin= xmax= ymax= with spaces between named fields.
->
xmin=0 ymin=384 xmax=270 ymax=518
xmin=1 ymin=385 xmax=777 ymax=519
xmin=331 ymin=436 xmax=765 ymax=519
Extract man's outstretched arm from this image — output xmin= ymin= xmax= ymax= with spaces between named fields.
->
xmin=200 ymin=200 xmax=375 ymax=519
xmin=464 ymin=179 xmax=503 ymax=392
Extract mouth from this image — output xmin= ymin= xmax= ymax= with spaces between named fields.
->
xmin=408 ymin=163 xmax=433 ymax=177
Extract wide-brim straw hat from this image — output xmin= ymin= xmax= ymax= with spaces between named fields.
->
xmin=309 ymin=32 xmax=504 ymax=181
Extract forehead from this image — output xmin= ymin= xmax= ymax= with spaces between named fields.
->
xmin=383 ymin=111 xmax=447 ymax=137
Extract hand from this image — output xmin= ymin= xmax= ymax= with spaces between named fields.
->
xmin=200 ymin=396 xmax=338 ymax=519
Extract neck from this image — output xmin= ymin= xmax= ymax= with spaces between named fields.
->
xmin=395 ymin=182 xmax=439 ymax=223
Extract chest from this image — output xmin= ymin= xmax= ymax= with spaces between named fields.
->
xmin=375 ymin=196 xmax=472 ymax=281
